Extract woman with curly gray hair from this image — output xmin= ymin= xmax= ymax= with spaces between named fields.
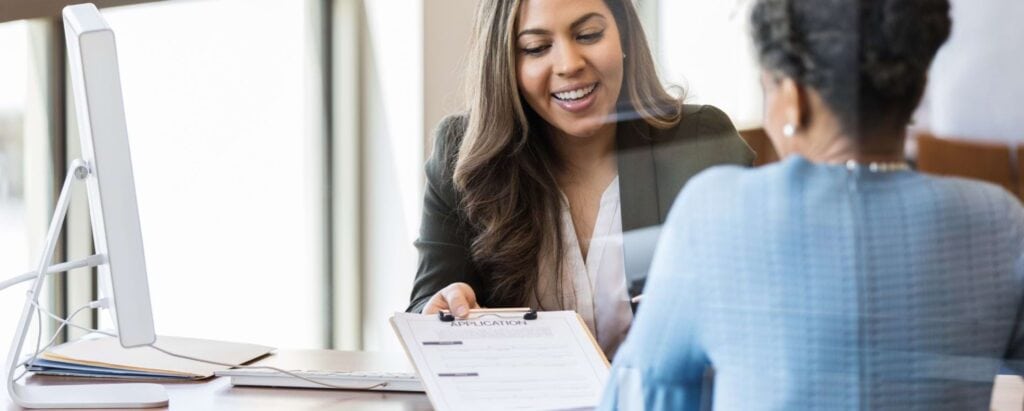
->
xmin=599 ymin=0 xmax=1024 ymax=409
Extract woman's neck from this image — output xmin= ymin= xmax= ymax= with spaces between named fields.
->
xmin=549 ymin=123 xmax=618 ymax=183
xmin=801 ymin=128 xmax=907 ymax=165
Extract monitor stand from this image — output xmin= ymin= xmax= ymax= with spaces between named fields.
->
xmin=2 ymin=161 xmax=168 ymax=409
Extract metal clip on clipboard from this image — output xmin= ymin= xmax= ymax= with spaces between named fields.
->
xmin=437 ymin=307 xmax=538 ymax=322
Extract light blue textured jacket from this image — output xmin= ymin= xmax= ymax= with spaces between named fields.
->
xmin=600 ymin=156 xmax=1024 ymax=410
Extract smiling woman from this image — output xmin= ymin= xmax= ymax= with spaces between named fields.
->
xmin=407 ymin=0 xmax=755 ymax=358
xmin=516 ymin=6 xmax=625 ymax=138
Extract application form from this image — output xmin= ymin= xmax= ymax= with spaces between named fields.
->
xmin=391 ymin=311 xmax=609 ymax=411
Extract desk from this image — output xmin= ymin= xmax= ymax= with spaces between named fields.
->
xmin=2 ymin=350 xmax=1022 ymax=410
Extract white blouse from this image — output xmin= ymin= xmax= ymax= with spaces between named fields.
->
xmin=534 ymin=176 xmax=634 ymax=357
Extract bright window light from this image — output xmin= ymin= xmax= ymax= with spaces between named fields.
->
xmin=658 ymin=0 xmax=763 ymax=129
xmin=98 ymin=0 xmax=325 ymax=349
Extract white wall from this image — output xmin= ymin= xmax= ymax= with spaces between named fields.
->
xmin=423 ymin=0 xmax=477 ymax=155
xmin=917 ymin=0 xmax=1024 ymax=142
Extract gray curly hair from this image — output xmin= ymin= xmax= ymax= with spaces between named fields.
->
xmin=750 ymin=0 xmax=951 ymax=137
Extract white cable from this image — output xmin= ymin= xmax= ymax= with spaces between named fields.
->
xmin=5 ymin=263 xmax=109 ymax=381
xmin=18 ymin=302 xmax=43 ymax=383
xmin=31 ymin=300 xmax=115 ymax=338
xmin=22 ymin=299 xmax=107 ymax=366
xmin=24 ymin=299 xmax=108 ymax=361
xmin=23 ymin=303 xmax=387 ymax=391
xmin=14 ymin=299 xmax=101 ymax=382
xmin=148 ymin=344 xmax=391 ymax=389
xmin=0 ymin=254 xmax=106 ymax=293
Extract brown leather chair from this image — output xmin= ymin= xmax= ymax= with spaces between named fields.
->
xmin=915 ymin=133 xmax=1022 ymax=201
xmin=738 ymin=128 xmax=780 ymax=167
xmin=1018 ymin=145 xmax=1024 ymax=199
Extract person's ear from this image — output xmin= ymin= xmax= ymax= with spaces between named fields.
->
xmin=778 ymin=77 xmax=806 ymax=135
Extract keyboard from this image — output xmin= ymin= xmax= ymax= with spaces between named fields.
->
xmin=215 ymin=368 xmax=424 ymax=392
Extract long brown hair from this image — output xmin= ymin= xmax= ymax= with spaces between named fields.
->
xmin=453 ymin=0 xmax=682 ymax=308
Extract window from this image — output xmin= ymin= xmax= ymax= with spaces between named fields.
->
xmin=0 ymin=20 xmax=32 ymax=352
xmin=2 ymin=0 xmax=451 ymax=355
xmin=360 ymin=0 xmax=425 ymax=352
xmin=657 ymin=0 xmax=762 ymax=129
xmin=93 ymin=0 xmax=327 ymax=349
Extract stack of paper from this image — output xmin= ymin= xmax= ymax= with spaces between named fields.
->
xmin=27 ymin=334 xmax=273 ymax=381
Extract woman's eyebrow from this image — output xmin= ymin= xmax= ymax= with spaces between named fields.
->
xmin=517 ymin=12 xmax=607 ymax=38
xmin=570 ymin=13 xmax=605 ymax=31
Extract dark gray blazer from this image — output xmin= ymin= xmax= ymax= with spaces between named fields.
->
xmin=407 ymin=104 xmax=755 ymax=313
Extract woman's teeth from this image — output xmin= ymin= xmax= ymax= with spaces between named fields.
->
xmin=554 ymin=84 xmax=597 ymax=101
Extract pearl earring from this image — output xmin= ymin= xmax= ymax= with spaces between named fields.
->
xmin=622 ymin=53 xmax=627 ymax=60
xmin=783 ymin=123 xmax=796 ymax=138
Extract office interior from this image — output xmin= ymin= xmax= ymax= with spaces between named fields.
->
xmin=1 ymin=0 xmax=1022 ymax=405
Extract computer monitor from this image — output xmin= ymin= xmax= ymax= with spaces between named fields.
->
xmin=64 ymin=2 xmax=157 ymax=349
xmin=2 ymin=3 xmax=166 ymax=408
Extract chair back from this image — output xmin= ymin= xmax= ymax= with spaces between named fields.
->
xmin=738 ymin=128 xmax=780 ymax=167
xmin=916 ymin=133 xmax=1022 ymax=201
xmin=1018 ymin=145 xmax=1024 ymax=198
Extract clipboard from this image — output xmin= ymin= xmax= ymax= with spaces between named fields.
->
xmin=391 ymin=309 xmax=609 ymax=411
